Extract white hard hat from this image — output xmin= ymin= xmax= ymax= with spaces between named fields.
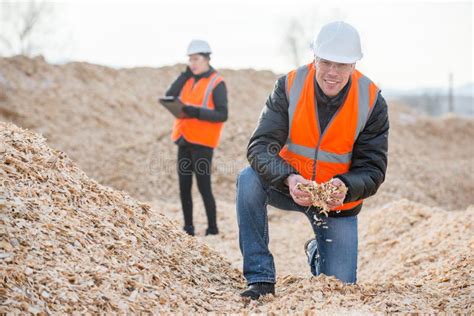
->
xmin=312 ymin=21 xmax=363 ymax=63
xmin=186 ymin=39 xmax=212 ymax=55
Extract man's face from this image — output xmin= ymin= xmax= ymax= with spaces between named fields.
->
xmin=188 ymin=54 xmax=210 ymax=75
xmin=314 ymin=58 xmax=355 ymax=97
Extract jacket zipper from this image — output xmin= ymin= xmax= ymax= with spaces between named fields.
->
xmin=312 ymin=95 xmax=346 ymax=181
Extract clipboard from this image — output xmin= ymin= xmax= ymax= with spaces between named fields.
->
xmin=158 ymin=96 xmax=186 ymax=118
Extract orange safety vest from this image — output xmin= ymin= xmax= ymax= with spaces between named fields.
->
xmin=279 ymin=62 xmax=380 ymax=211
xmin=172 ymin=72 xmax=225 ymax=148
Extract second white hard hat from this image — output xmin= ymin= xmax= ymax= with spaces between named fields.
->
xmin=311 ymin=21 xmax=363 ymax=64
xmin=186 ymin=39 xmax=212 ymax=56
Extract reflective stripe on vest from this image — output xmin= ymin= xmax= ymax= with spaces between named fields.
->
xmin=202 ymin=73 xmax=221 ymax=108
xmin=285 ymin=141 xmax=353 ymax=163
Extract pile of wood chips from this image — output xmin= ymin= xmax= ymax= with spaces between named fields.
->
xmin=1 ymin=123 xmax=472 ymax=314
xmin=0 ymin=122 xmax=244 ymax=313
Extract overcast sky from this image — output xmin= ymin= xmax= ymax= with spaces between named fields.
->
xmin=11 ymin=0 xmax=474 ymax=91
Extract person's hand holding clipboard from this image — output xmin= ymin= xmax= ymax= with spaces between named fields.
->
xmin=158 ymin=96 xmax=188 ymax=118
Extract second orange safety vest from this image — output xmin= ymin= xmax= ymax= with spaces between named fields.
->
xmin=172 ymin=72 xmax=225 ymax=148
xmin=279 ymin=62 xmax=380 ymax=211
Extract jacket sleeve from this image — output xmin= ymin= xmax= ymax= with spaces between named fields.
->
xmin=247 ymin=75 xmax=298 ymax=190
xmin=336 ymin=94 xmax=389 ymax=202
xmin=165 ymin=71 xmax=191 ymax=97
xmin=197 ymin=81 xmax=228 ymax=123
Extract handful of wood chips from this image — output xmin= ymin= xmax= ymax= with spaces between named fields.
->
xmin=296 ymin=179 xmax=348 ymax=216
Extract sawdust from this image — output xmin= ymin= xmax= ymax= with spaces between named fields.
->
xmin=0 ymin=122 xmax=244 ymax=313
xmin=1 ymin=56 xmax=473 ymax=313
xmin=1 ymin=118 xmax=472 ymax=314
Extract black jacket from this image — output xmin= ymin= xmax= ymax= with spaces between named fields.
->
xmin=247 ymin=74 xmax=389 ymax=217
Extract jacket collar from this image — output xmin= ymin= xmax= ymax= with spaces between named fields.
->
xmin=192 ymin=66 xmax=215 ymax=80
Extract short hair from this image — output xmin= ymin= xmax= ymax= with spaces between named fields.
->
xmin=199 ymin=53 xmax=211 ymax=61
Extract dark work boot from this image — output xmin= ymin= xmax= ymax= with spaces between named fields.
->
xmin=304 ymin=238 xmax=319 ymax=276
xmin=205 ymin=226 xmax=219 ymax=236
xmin=304 ymin=238 xmax=317 ymax=260
xmin=183 ymin=225 xmax=195 ymax=236
xmin=240 ymin=282 xmax=275 ymax=300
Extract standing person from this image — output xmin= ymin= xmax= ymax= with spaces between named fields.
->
xmin=236 ymin=21 xmax=389 ymax=299
xmin=165 ymin=40 xmax=228 ymax=236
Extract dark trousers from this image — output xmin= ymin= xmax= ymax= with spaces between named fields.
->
xmin=177 ymin=143 xmax=217 ymax=229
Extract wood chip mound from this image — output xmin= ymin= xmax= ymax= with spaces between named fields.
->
xmin=0 ymin=122 xmax=244 ymax=313
xmin=1 ymin=56 xmax=473 ymax=313
xmin=296 ymin=180 xmax=348 ymax=216
xmin=1 ymin=122 xmax=473 ymax=314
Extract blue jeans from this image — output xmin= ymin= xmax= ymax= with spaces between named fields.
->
xmin=236 ymin=166 xmax=358 ymax=285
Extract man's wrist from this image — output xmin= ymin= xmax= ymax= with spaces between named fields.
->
xmin=333 ymin=175 xmax=350 ymax=202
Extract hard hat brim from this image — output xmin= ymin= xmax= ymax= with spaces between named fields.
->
xmin=315 ymin=52 xmax=362 ymax=64
xmin=187 ymin=51 xmax=212 ymax=56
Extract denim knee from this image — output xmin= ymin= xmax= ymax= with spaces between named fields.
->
xmin=236 ymin=166 xmax=264 ymax=193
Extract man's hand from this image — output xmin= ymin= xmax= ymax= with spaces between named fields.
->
xmin=327 ymin=178 xmax=347 ymax=210
xmin=285 ymin=174 xmax=313 ymax=207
